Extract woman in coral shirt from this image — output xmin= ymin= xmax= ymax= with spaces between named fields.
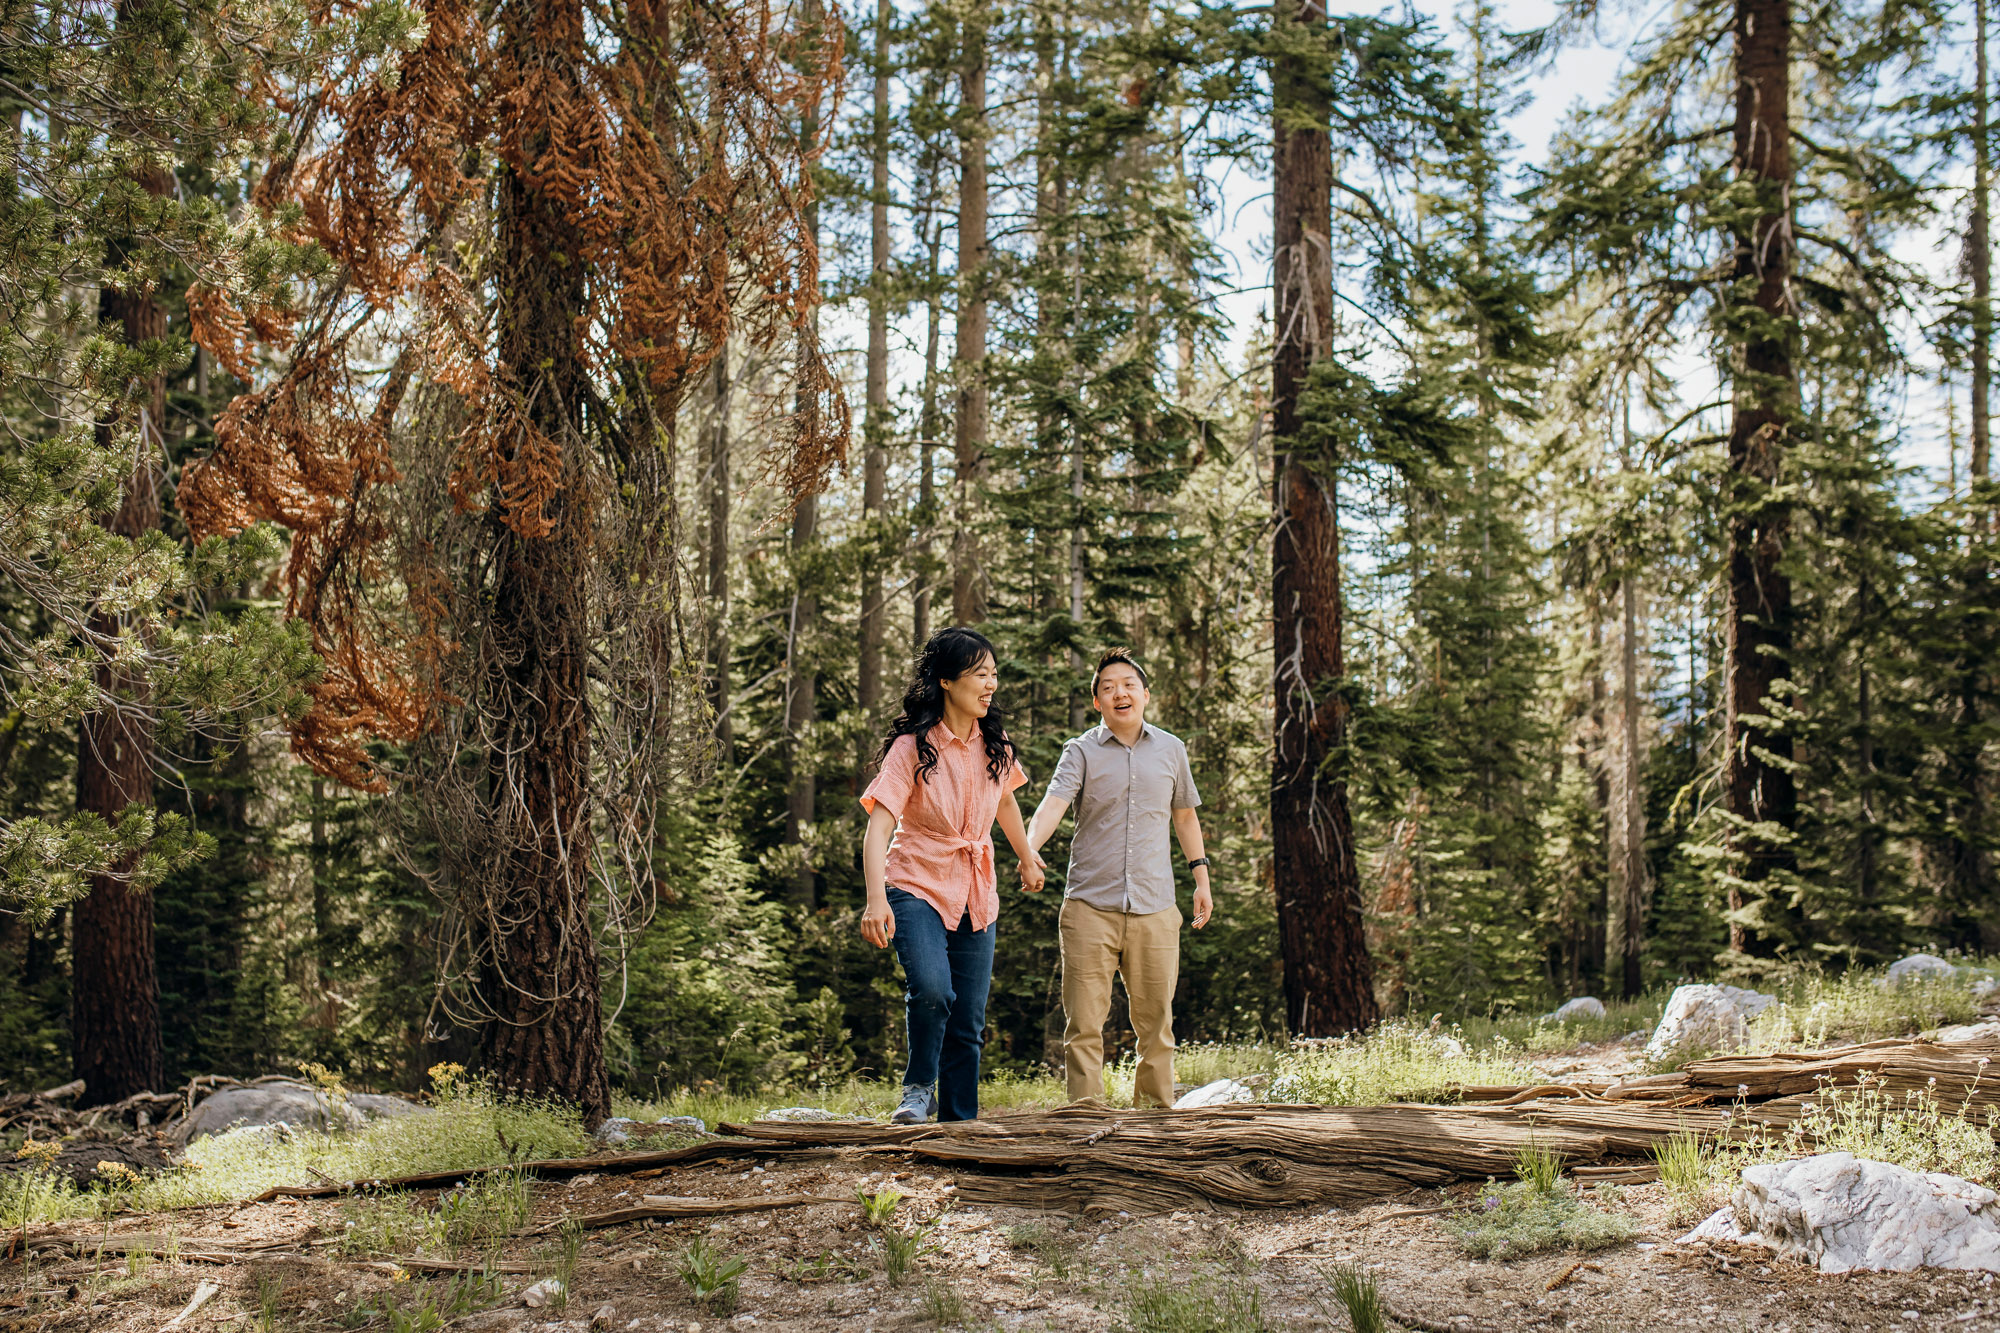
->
xmin=861 ymin=627 xmax=1045 ymax=1124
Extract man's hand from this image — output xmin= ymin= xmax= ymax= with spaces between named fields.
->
xmin=1191 ymin=883 xmax=1213 ymax=930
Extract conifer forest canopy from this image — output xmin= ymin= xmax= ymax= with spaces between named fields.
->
xmin=1 ymin=0 xmax=1996 ymax=1114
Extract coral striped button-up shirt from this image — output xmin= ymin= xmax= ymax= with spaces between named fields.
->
xmin=861 ymin=724 xmax=1027 ymax=932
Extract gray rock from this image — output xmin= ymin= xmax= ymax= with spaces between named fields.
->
xmin=1885 ymin=953 xmax=1957 ymax=985
xmin=760 ymin=1106 xmax=846 ymax=1122
xmin=1936 ymin=1021 xmax=2000 ymax=1045
xmin=1710 ymin=1153 xmax=2000 ymax=1273
xmin=1644 ymin=983 xmax=1775 ymax=1063
xmin=591 ymin=1117 xmax=640 ymax=1148
xmin=1546 ymin=996 xmax=1607 ymax=1023
xmin=653 ymin=1114 xmax=706 ymax=1134
xmin=176 ymin=1084 xmax=429 ymax=1146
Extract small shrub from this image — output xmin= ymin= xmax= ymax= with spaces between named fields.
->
xmin=1121 ymin=1271 xmax=1274 ymax=1333
xmin=676 ymin=1235 xmax=748 ymax=1313
xmin=880 ymin=1222 xmax=931 ymax=1286
xmin=1445 ymin=1179 xmax=1636 ymax=1260
xmin=1326 ymin=1263 xmax=1384 ymax=1333
xmin=1787 ymin=1074 xmax=1998 ymax=1181
xmin=856 ymin=1186 xmax=904 ymax=1226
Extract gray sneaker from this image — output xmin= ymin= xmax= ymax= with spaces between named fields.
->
xmin=889 ymin=1084 xmax=936 ymax=1125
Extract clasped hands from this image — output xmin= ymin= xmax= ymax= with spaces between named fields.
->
xmin=1019 ymin=849 xmax=1048 ymax=893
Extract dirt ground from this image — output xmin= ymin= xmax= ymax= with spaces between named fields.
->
xmin=9 ymin=1136 xmax=2000 ymax=1333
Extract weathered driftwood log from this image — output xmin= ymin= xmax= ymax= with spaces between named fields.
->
xmin=717 ymin=1102 xmax=1734 ymax=1215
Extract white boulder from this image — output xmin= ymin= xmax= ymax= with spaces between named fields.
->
xmin=1716 ymin=1153 xmax=2000 ymax=1273
xmin=1546 ymin=997 xmax=1607 ymax=1023
xmin=175 ymin=1084 xmax=429 ymax=1146
xmin=1644 ymin=984 xmax=1775 ymax=1063
xmin=1172 ymin=1079 xmax=1257 ymax=1110
xmin=1936 ymin=1021 xmax=2000 ymax=1045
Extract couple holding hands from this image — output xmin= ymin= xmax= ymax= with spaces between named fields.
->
xmin=859 ymin=627 xmax=1214 ymax=1125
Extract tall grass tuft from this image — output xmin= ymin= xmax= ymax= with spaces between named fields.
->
xmin=1326 ymin=1263 xmax=1385 ymax=1333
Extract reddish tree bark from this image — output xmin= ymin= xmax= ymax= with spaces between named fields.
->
xmin=72 ymin=161 xmax=170 ymax=1106
xmin=1722 ymin=0 xmax=1798 ymax=952
xmin=1270 ymin=0 xmax=1377 ymax=1037
xmin=481 ymin=0 xmax=609 ymax=1124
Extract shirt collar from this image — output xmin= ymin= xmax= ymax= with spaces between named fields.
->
xmin=1094 ymin=723 xmax=1154 ymax=746
xmin=931 ymin=721 xmax=979 ymax=749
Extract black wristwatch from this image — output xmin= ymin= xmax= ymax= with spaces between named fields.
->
xmin=1188 ymin=857 xmax=1211 ymax=870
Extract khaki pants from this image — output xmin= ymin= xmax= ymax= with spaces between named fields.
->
xmin=1060 ymin=899 xmax=1181 ymax=1108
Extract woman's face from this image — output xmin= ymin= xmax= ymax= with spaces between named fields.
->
xmin=940 ymin=652 xmax=999 ymax=719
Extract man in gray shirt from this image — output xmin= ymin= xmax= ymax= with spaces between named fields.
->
xmin=1025 ymin=648 xmax=1212 ymax=1108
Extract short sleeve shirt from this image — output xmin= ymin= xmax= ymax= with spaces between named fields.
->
xmin=1046 ymin=723 xmax=1200 ymax=914
xmin=860 ymin=723 xmax=1028 ymax=931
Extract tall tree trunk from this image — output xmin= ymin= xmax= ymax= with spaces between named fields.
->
xmin=784 ymin=489 xmax=819 ymax=908
xmin=952 ymin=0 xmax=989 ymax=626
xmin=706 ymin=345 xmax=732 ymax=761
xmin=72 ymin=155 xmax=170 ymax=1106
xmin=482 ymin=0 xmax=609 ymax=1124
xmin=1270 ymin=0 xmax=1377 ymax=1037
xmin=1723 ymin=0 xmax=1799 ymax=954
xmin=915 ymin=221 xmax=943 ymax=649
xmin=1617 ymin=573 xmax=1647 ymax=998
xmin=1976 ymin=0 xmax=1992 ymax=485
xmin=858 ymin=0 xmax=891 ymax=718
xmin=1591 ymin=605 xmax=1617 ymax=988
xmin=784 ymin=0 xmax=825 ymax=905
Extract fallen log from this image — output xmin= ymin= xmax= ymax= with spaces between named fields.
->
xmin=536 ymin=1192 xmax=857 ymax=1233
xmin=244 ymin=1137 xmax=813 ymax=1202
xmin=717 ymin=1101 xmax=1730 ymax=1216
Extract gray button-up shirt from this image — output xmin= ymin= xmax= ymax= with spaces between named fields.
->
xmin=1047 ymin=723 xmax=1201 ymax=914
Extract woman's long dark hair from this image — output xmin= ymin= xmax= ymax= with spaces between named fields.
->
xmin=875 ymin=627 xmax=1017 ymax=784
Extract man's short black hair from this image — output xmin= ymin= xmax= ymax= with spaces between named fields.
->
xmin=1092 ymin=647 xmax=1149 ymax=696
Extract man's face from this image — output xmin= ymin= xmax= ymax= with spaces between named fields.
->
xmin=1093 ymin=663 xmax=1150 ymax=729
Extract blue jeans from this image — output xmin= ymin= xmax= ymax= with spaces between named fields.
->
xmin=887 ymin=887 xmax=995 ymax=1122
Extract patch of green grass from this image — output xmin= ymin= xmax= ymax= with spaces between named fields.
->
xmin=1326 ymin=1262 xmax=1385 ymax=1333
xmin=881 ymin=1221 xmax=932 ymax=1286
xmin=1513 ymin=1141 xmax=1565 ymax=1195
xmin=676 ymin=1234 xmax=749 ymax=1313
xmin=1444 ymin=1178 xmax=1637 ymax=1260
xmin=1120 ymin=1271 xmax=1276 ymax=1333
xmin=1269 ymin=1022 xmax=1534 ymax=1105
xmin=531 ymin=1218 xmax=582 ymax=1312
xmin=353 ymin=1268 xmax=504 ymax=1333
xmin=1653 ymin=1130 xmax=1716 ymax=1223
xmin=920 ymin=1277 xmax=968 ymax=1326
xmin=1006 ymin=1221 xmax=1079 ymax=1279
xmin=1746 ymin=966 xmax=1988 ymax=1051
xmin=433 ymin=1170 xmax=534 ymax=1256
xmin=0 ymin=1168 xmax=94 ymax=1228
xmin=138 ymin=1084 xmax=589 ymax=1210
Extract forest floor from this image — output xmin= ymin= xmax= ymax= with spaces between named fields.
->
xmin=13 ymin=1040 xmax=2000 ymax=1333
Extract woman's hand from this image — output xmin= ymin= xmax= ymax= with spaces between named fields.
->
xmin=861 ymin=895 xmax=896 ymax=949
xmin=1020 ymin=850 xmax=1047 ymax=894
